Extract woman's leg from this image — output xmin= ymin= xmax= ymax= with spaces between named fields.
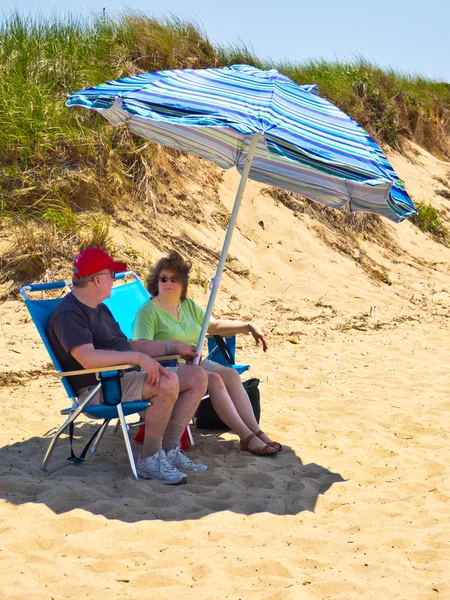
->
xmin=206 ymin=372 xmax=269 ymax=452
xmin=211 ymin=365 xmax=279 ymax=447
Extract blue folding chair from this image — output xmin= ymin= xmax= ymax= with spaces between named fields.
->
xmin=20 ymin=271 xmax=171 ymax=480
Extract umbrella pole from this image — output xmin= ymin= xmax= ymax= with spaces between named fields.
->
xmin=194 ymin=133 xmax=260 ymax=364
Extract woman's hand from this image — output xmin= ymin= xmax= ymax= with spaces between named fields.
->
xmin=171 ymin=341 xmax=199 ymax=364
xmin=248 ymin=322 xmax=268 ymax=352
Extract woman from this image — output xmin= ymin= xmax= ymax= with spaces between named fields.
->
xmin=132 ymin=251 xmax=282 ymax=456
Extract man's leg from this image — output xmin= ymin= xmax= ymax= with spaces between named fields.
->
xmin=163 ymin=365 xmax=209 ymax=472
xmin=136 ymin=370 xmax=189 ymax=484
xmin=80 ymin=371 xmax=186 ymax=484
xmin=140 ymin=370 xmax=179 ymax=458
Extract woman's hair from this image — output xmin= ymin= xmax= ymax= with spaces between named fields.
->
xmin=147 ymin=250 xmax=192 ymax=301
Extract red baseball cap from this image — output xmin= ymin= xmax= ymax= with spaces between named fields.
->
xmin=72 ymin=248 xmax=127 ymax=278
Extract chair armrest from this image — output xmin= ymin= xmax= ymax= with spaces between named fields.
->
xmin=55 ymin=364 xmax=135 ymax=378
xmin=55 ymin=355 xmax=181 ymax=378
xmin=206 ymin=333 xmax=235 ymax=338
xmin=153 ymin=354 xmax=180 ymax=362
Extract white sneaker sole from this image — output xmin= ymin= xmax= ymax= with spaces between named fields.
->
xmin=172 ymin=463 xmax=208 ymax=472
xmin=137 ymin=469 xmax=187 ymax=485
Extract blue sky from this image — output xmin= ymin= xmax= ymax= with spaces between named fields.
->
xmin=3 ymin=0 xmax=449 ymax=83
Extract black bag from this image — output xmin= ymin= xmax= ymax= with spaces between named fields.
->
xmin=194 ymin=377 xmax=261 ymax=429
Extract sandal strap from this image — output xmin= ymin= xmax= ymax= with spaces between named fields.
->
xmin=240 ymin=434 xmax=278 ymax=455
xmin=250 ymin=443 xmax=277 ymax=455
xmin=240 ymin=433 xmax=256 ymax=451
xmin=255 ymin=430 xmax=282 ymax=451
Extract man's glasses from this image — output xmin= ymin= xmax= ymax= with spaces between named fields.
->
xmin=92 ymin=271 xmax=116 ymax=281
xmin=158 ymin=276 xmax=182 ymax=283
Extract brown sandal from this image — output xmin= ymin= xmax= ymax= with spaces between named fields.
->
xmin=255 ymin=430 xmax=283 ymax=452
xmin=240 ymin=433 xmax=278 ymax=456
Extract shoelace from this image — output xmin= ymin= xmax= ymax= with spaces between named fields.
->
xmin=175 ymin=448 xmax=198 ymax=468
xmin=179 ymin=451 xmax=194 ymax=466
xmin=158 ymin=451 xmax=180 ymax=474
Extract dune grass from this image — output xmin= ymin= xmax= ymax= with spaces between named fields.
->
xmin=1 ymin=11 xmax=450 ymax=284
xmin=410 ymin=202 xmax=449 ymax=244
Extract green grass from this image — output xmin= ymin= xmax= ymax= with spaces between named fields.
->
xmin=1 ymin=11 xmax=450 ymax=284
xmin=410 ymin=202 xmax=449 ymax=244
xmin=0 ymin=12 xmax=216 ymax=162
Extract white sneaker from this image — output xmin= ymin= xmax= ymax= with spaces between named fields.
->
xmin=136 ymin=450 xmax=187 ymax=485
xmin=166 ymin=445 xmax=208 ymax=472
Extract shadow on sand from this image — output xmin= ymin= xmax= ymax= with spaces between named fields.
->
xmin=0 ymin=422 xmax=345 ymax=523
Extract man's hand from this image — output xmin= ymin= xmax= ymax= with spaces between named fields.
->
xmin=137 ymin=353 xmax=170 ymax=387
xmin=171 ymin=341 xmax=199 ymax=364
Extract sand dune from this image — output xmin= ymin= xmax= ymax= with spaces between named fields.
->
xmin=0 ymin=141 xmax=449 ymax=599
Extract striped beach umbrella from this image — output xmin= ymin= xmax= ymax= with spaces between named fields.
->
xmin=67 ymin=64 xmax=416 ymax=359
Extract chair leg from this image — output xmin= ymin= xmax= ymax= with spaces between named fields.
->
xmin=42 ymin=411 xmax=78 ymax=471
xmin=41 ymin=384 xmax=101 ymax=471
xmin=90 ymin=419 xmax=111 ymax=454
xmin=187 ymin=424 xmax=195 ymax=447
xmin=127 ymin=418 xmax=144 ymax=431
xmin=113 ymin=417 xmax=143 ymax=434
xmin=117 ymin=403 xmax=138 ymax=480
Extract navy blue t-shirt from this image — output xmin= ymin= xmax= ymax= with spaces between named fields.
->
xmin=47 ymin=292 xmax=133 ymax=391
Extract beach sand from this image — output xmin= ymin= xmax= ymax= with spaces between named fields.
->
xmin=0 ymin=141 xmax=449 ymax=599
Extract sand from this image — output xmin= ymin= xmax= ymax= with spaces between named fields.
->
xmin=0 ymin=141 xmax=449 ymax=599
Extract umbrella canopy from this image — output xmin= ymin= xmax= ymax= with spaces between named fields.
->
xmin=67 ymin=64 xmax=416 ymax=360
xmin=67 ymin=64 xmax=415 ymax=221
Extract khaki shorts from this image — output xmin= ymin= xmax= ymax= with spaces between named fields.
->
xmin=77 ymin=370 xmax=148 ymax=406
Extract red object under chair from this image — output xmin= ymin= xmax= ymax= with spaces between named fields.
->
xmin=133 ymin=424 xmax=191 ymax=450
xmin=179 ymin=427 xmax=191 ymax=450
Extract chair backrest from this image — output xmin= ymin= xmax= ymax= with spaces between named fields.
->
xmin=103 ymin=275 xmax=150 ymax=339
xmin=21 ymin=282 xmax=76 ymax=399
xmin=206 ymin=335 xmax=250 ymax=375
xmin=207 ymin=335 xmax=237 ymax=363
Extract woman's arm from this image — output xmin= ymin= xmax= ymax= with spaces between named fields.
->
xmin=131 ymin=339 xmax=199 ymax=363
xmin=207 ymin=320 xmax=268 ymax=352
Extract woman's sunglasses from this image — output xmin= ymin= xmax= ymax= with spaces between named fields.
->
xmin=158 ymin=276 xmax=182 ymax=283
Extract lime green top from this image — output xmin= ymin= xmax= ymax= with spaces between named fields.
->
xmin=132 ymin=297 xmax=211 ymax=347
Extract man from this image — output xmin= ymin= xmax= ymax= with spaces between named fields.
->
xmin=47 ymin=247 xmax=208 ymax=485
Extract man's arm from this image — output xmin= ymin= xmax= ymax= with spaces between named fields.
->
xmin=131 ymin=339 xmax=199 ymax=364
xmin=70 ymin=343 xmax=169 ymax=387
